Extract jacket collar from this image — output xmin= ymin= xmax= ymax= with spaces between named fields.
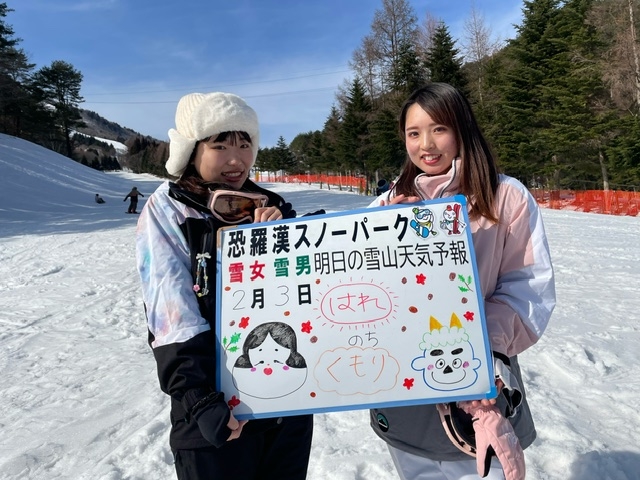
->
xmin=414 ymin=158 xmax=462 ymax=200
xmin=168 ymin=183 xmax=210 ymax=213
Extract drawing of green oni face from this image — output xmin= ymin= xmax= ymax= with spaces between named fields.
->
xmin=232 ymin=322 xmax=308 ymax=399
xmin=411 ymin=314 xmax=482 ymax=392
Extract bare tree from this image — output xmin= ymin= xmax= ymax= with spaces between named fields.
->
xmin=590 ymin=0 xmax=640 ymax=113
xmin=416 ymin=10 xmax=441 ymax=67
xmin=350 ymin=0 xmax=418 ymax=99
xmin=627 ymin=0 xmax=640 ymax=109
xmin=350 ymin=35 xmax=384 ymax=104
xmin=461 ymin=2 xmax=504 ymax=106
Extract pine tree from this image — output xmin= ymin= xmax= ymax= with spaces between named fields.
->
xmin=0 ymin=3 xmax=38 ymax=138
xmin=368 ymin=103 xmax=406 ymax=181
xmin=0 ymin=3 xmax=18 ymax=51
xmin=425 ymin=23 xmax=467 ymax=92
xmin=536 ymin=0 xmax=618 ymax=189
xmin=490 ymin=0 xmax=562 ymax=183
xmin=255 ymin=146 xmax=275 ymax=174
xmin=272 ymin=136 xmax=297 ymax=173
xmin=390 ymin=40 xmax=427 ymax=95
xmin=290 ymin=130 xmax=323 ymax=174
xmin=604 ymin=114 xmax=640 ymax=186
xmin=320 ymin=106 xmax=342 ymax=174
xmin=338 ymin=78 xmax=372 ymax=181
xmin=31 ymin=60 xmax=85 ymax=158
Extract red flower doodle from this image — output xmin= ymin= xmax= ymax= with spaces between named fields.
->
xmin=403 ymin=378 xmax=414 ymax=390
xmin=415 ymin=273 xmax=426 ymax=285
xmin=463 ymin=311 xmax=475 ymax=322
xmin=228 ymin=395 xmax=241 ymax=410
xmin=301 ymin=321 xmax=313 ymax=334
xmin=239 ymin=316 xmax=250 ymax=329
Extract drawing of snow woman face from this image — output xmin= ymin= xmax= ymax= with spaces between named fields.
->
xmin=248 ymin=334 xmax=290 ymax=371
xmin=232 ymin=322 xmax=308 ymax=399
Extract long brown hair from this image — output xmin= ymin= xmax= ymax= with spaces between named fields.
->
xmin=393 ymin=83 xmax=499 ymax=222
xmin=176 ymin=131 xmax=252 ymax=199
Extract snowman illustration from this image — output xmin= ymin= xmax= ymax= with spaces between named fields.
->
xmin=440 ymin=203 xmax=466 ymax=235
xmin=410 ymin=206 xmax=438 ymax=238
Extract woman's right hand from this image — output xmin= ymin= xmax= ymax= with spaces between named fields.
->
xmin=253 ymin=205 xmax=283 ymax=223
xmin=379 ymin=194 xmax=421 ymax=206
xmin=226 ymin=413 xmax=248 ymax=441
xmin=185 ymin=390 xmax=240 ymax=447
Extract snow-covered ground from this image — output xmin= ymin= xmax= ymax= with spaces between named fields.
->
xmin=1 ymin=133 xmax=639 ymax=480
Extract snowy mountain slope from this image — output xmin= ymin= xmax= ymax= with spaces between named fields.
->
xmin=0 ymin=134 xmax=639 ymax=480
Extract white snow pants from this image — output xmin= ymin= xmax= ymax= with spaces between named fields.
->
xmin=388 ymin=444 xmax=506 ymax=480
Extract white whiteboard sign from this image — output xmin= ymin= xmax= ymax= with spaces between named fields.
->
xmin=216 ymin=195 xmax=496 ymax=420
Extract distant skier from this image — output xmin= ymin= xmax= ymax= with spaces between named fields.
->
xmin=124 ymin=186 xmax=144 ymax=213
xmin=95 ymin=194 xmax=105 ymax=204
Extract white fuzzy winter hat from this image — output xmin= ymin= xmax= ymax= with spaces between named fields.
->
xmin=165 ymin=92 xmax=260 ymax=177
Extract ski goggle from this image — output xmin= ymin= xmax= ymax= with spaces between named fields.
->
xmin=207 ymin=189 xmax=269 ymax=224
xmin=436 ymin=402 xmax=477 ymax=457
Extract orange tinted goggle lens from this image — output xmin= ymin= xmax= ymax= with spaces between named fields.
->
xmin=208 ymin=190 xmax=268 ymax=224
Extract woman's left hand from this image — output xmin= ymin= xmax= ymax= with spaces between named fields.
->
xmin=379 ymin=194 xmax=421 ymax=206
xmin=459 ymin=379 xmax=505 ymax=408
xmin=253 ymin=206 xmax=283 ymax=223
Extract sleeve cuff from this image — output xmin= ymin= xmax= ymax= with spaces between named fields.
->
xmin=493 ymin=352 xmax=523 ymax=417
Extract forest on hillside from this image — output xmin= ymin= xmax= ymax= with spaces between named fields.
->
xmin=0 ymin=2 xmax=151 ymax=171
xmin=1 ymin=0 xmax=639 ymax=191
xmin=260 ymin=0 xmax=640 ymax=192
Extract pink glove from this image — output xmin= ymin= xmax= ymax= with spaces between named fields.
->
xmin=459 ymin=403 xmax=525 ymax=480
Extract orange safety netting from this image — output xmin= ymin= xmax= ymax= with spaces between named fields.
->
xmin=531 ymin=189 xmax=639 ymax=216
xmin=256 ymin=173 xmax=367 ymax=191
xmin=256 ymin=172 xmax=639 ymax=217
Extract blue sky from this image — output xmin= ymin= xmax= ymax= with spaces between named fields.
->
xmin=10 ymin=0 xmax=523 ymax=147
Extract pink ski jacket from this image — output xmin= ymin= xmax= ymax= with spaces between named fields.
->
xmin=368 ymin=159 xmax=556 ymax=461
xmin=370 ymin=159 xmax=555 ymax=357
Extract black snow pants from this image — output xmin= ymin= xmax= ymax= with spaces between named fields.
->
xmin=127 ymin=197 xmax=138 ymax=213
xmin=172 ymin=414 xmax=313 ymax=480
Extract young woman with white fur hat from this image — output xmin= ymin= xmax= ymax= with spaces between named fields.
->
xmin=136 ymin=92 xmax=314 ymax=479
